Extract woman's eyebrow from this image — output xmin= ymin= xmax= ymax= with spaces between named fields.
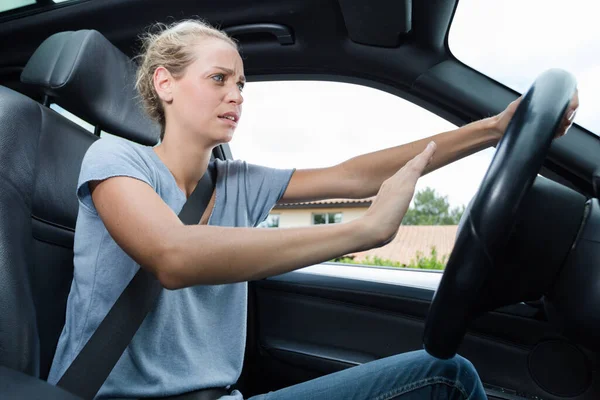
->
xmin=213 ymin=66 xmax=246 ymax=82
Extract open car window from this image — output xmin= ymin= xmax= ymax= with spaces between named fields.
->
xmin=450 ymin=0 xmax=599 ymax=135
xmin=229 ymin=80 xmax=495 ymax=274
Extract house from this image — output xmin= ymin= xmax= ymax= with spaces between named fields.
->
xmin=262 ymin=198 xmax=458 ymax=265
xmin=267 ymin=198 xmax=375 ymax=228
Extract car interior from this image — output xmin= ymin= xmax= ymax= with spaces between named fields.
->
xmin=0 ymin=0 xmax=599 ymax=399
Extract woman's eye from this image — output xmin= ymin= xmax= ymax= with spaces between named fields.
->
xmin=212 ymin=74 xmax=224 ymax=83
xmin=237 ymin=83 xmax=245 ymax=92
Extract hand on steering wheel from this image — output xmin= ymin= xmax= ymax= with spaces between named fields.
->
xmin=495 ymin=89 xmax=579 ymax=140
xmin=423 ymin=69 xmax=578 ymax=359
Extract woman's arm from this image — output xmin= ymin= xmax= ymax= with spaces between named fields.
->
xmin=280 ymin=118 xmax=499 ymax=203
xmin=90 ymin=142 xmax=436 ymax=290
xmin=280 ymin=92 xmax=579 ymax=203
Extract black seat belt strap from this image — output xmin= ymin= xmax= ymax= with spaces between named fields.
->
xmin=57 ymin=165 xmax=216 ymax=400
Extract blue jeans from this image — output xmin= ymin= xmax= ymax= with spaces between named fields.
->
xmin=247 ymin=350 xmax=486 ymax=400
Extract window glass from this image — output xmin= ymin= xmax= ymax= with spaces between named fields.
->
xmin=50 ymin=104 xmax=95 ymax=133
xmin=0 ymin=0 xmax=35 ymax=13
xmin=312 ymin=213 xmax=326 ymax=225
xmin=258 ymin=214 xmax=280 ymax=228
xmin=449 ymin=0 xmax=599 ymax=135
xmin=1 ymin=0 xmax=76 ymax=14
xmin=229 ymin=81 xmax=496 ymax=271
xmin=332 ymin=212 xmax=342 ymax=224
xmin=312 ymin=212 xmax=342 ymax=225
xmin=50 ymin=104 xmax=120 ymax=139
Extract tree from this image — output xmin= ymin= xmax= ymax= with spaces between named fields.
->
xmin=402 ymin=187 xmax=465 ymax=225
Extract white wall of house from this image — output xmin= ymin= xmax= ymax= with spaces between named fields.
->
xmin=275 ymin=207 xmax=367 ymax=228
xmin=270 ymin=206 xmax=458 ymax=265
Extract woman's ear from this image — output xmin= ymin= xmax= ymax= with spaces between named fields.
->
xmin=153 ymin=66 xmax=174 ymax=103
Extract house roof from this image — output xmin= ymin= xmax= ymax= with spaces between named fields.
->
xmin=275 ymin=197 xmax=375 ymax=209
xmin=347 ymin=225 xmax=458 ymax=265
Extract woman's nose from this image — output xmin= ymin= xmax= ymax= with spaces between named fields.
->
xmin=227 ymin=86 xmax=243 ymax=104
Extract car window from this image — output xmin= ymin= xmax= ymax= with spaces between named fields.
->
xmin=229 ymin=80 xmax=495 ymax=273
xmin=450 ymin=0 xmax=599 ymax=135
xmin=1 ymin=0 xmax=74 ymax=15
xmin=1 ymin=0 xmax=35 ymax=14
xmin=50 ymin=103 xmax=119 ymax=139
xmin=50 ymin=104 xmax=95 ymax=133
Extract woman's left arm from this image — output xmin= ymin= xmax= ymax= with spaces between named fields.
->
xmin=280 ymin=93 xmax=578 ymax=204
xmin=279 ymin=117 xmax=500 ymax=203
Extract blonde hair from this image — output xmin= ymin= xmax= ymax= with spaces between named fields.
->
xmin=135 ymin=20 xmax=238 ymax=140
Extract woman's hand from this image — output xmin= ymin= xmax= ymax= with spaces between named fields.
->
xmin=360 ymin=141 xmax=437 ymax=247
xmin=493 ymin=89 xmax=580 ymax=139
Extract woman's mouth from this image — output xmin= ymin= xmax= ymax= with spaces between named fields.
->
xmin=218 ymin=115 xmax=238 ymax=127
xmin=218 ymin=112 xmax=239 ymax=128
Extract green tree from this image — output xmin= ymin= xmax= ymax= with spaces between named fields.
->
xmin=402 ymin=187 xmax=465 ymax=225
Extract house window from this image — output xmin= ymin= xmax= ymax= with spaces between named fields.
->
xmin=312 ymin=212 xmax=342 ymax=225
xmin=258 ymin=214 xmax=280 ymax=228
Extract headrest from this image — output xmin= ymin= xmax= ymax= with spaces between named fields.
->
xmin=21 ymin=30 xmax=159 ymax=145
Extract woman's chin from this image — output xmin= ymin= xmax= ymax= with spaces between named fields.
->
xmin=213 ymin=130 xmax=234 ymax=145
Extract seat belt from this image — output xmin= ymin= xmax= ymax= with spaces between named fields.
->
xmin=57 ymin=164 xmax=216 ymax=400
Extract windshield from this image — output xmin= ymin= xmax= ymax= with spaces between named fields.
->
xmin=449 ymin=0 xmax=599 ymax=135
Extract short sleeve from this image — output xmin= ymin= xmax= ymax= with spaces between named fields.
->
xmin=242 ymin=162 xmax=295 ymax=227
xmin=76 ymin=138 xmax=154 ymax=215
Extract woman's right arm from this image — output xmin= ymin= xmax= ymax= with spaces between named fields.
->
xmin=90 ymin=142 xmax=436 ymax=289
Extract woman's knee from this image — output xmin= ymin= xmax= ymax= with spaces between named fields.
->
xmin=397 ymin=352 xmax=483 ymax=397
xmin=436 ymin=354 xmax=485 ymax=399
xmin=383 ymin=351 xmax=485 ymax=399
xmin=398 ymin=350 xmax=477 ymax=377
xmin=451 ymin=354 xmax=478 ymax=375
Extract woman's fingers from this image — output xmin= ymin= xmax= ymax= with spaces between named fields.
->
xmin=557 ymin=89 xmax=579 ymax=138
xmin=400 ymin=141 xmax=437 ymax=181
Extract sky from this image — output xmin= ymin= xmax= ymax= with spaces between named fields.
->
xmin=229 ymin=0 xmax=599 ymax=208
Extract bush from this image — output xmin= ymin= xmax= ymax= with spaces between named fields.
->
xmin=409 ymin=247 xmax=447 ymax=270
xmin=332 ymin=247 xmax=447 ymax=270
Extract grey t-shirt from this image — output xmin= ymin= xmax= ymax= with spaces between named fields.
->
xmin=47 ymin=137 xmax=295 ymax=399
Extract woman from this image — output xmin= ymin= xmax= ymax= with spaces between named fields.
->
xmin=47 ymin=20 xmax=578 ymax=400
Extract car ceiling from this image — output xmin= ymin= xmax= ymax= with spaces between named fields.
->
xmin=1 ymin=0 xmax=598 ymax=196
xmin=1 ymin=0 xmax=453 ymax=86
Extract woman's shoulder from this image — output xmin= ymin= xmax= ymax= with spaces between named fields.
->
xmin=85 ymin=136 xmax=149 ymax=160
xmin=78 ymin=137 xmax=157 ymax=188
xmin=82 ymin=137 xmax=156 ymax=171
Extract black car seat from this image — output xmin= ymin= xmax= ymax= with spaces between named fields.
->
xmin=0 ymin=29 xmax=159 ymax=388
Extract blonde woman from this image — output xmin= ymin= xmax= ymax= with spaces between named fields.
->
xmin=47 ymin=20 xmax=577 ymax=400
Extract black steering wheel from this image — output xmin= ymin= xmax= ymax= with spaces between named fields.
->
xmin=423 ymin=69 xmax=577 ymax=359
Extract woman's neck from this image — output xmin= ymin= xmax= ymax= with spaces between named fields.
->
xmin=153 ymin=136 xmax=213 ymax=198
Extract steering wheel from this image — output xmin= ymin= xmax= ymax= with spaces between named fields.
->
xmin=423 ymin=69 xmax=577 ymax=359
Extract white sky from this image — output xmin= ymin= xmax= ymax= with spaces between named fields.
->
xmin=229 ymin=81 xmax=494 ymax=208
xmin=451 ymin=0 xmax=599 ymax=134
xmin=229 ymin=0 xmax=599 ymax=208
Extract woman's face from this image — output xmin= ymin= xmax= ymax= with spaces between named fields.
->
xmin=162 ymin=37 xmax=245 ymax=145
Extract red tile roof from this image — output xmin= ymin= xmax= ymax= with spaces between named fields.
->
xmin=275 ymin=197 xmax=374 ymax=208
xmin=347 ymin=225 xmax=458 ymax=265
